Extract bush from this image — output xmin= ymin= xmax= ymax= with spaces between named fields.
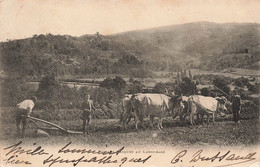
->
xmin=209 ymin=91 xmax=217 ymax=97
xmin=1 ymin=76 xmax=35 ymax=106
xmin=128 ymin=80 xmax=144 ymax=93
xmin=247 ymin=83 xmax=259 ymax=93
xmin=234 ymin=79 xmax=244 ymax=87
xmin=175 ymin=77 xmax=197 ymax=96
xmin=153 ymin=82 xmax=167 ymax=94
xmin=113 ymin=76 xmax=126 ymax=93
xmin=100 ymin=76 xmax=126 ymax=94
xmin=100 ymin=77 xmax=114 ymax=89
xmin=240 ymin=91 xmax=251 ymax=100
xmin=234 ymin=77 xmax=249 ymax=87
xmin=129 ymin=77 xmax=134 ymax=83
xmin=212 ymin=76 xmax=230 ymax=95
xmin=201 ymin=87 xmax=210 ymax=96
xmin=152 ymin=82 xmax=175 ymax=94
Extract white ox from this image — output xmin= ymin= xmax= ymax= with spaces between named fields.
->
xmin=130 ymin=93 xmax=181 ymax=130
xmin=187 ymin=95 xmax=227 ymax=125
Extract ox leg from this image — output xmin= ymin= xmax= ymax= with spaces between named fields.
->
xmin=121 ymin=113 xmax=127 ymax=130
xmin=196 ymin=113 xmax=200 ymax=125
xmin=212 ymin=113 xmax=215 ymax=124
xmin=190 ymin=102 xmax=196 ymax=126
xmin=149 ymin=115 xmax=155 ymax=129
xmin=126 ymin=114 xmax=132 ymax=125
xmin=119 ymin=111 xmax=124 ymax=123
xmin=158 ymin=120 xmax=162 ymax=131
xmin=159 ymin=118 xmax=164 ymax=130
xmin=133 ymin=112 xmax=140 ymax=131
xmin=139 ymin=115 xmax=146 ymax=129
xmin=200 ymin=114 xmax=205 ymax=125
xmin=122 ymin=122 xmax=126 ymax=130
xmin=190 ymin=113 xmax=196 ymax=126
xmin=206 ymin=114 xmax=210 ymax=126
xmin=192 ymin=114 xmax=196 ymax=126
xmin=180 ymin=113 xmax=188 ymax=126
xmin=179 ymin=115 xmax=184 ymax=126
xmin=172 ymin=112 xmax=178 ymax=121
xmin=189 ymin=115 xmax=193 ymax=126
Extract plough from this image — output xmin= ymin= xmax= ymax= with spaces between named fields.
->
xmin=24 ymin=116 xmax=83 ymax=134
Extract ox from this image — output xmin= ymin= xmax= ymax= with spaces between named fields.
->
xmin=187 ymin=95 xmax=227 ymax=126
xmin=130 ymin=93 xmax=182 ymax=130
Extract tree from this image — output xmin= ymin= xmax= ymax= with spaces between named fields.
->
xmin=113 ymin=76 xmax=126 ymax=93
xmin=100 ymin=76 xmax=126 ymax=94
xmin=212 ymin=76 xmax=230 ymax=95
xmin=36 ymin=74 xmax=60 ymax=110
xmin=201 ymin=87 xmax=210 ymax=96
xmin=1 ymin=76 xmax=35 ymax=106
xmin=153 ymin=82 xmax=167 ymax=94
xmin=128 ymin=80 xmax=144 ymax=93
xmin=100 ymin=77 xmax=114 ymax=89
xmin=175 ymin=77 xmax=197 ymax=96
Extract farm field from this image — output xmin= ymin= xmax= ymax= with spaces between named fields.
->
xmin=24 ymin=67 xmax=260 ymax=91
xmin=0 ymin=114 xmax=259 ymax=147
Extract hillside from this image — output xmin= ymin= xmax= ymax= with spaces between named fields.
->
xmin=0 ymin=33 xmax=149 ymax=78
xmin=110 ymin=22 xmax=260 ymax=71
xmin=0 ymin=22 xmax=259 ymax=78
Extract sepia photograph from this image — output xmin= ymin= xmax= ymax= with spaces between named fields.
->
xmin=0 ymin=0 xmax=259 ymax=166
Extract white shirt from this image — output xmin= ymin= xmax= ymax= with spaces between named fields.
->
xmin=17 ymin=100 xmax=35 ymax=114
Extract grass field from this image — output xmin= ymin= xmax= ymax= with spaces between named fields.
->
xmin=1 ymin=114 xmax=259 ymax=147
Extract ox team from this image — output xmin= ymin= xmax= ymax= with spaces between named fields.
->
xmin=15 ymin=92 xmax=240 ymax=137
xmin=120 ymin=93 xmax=230 ymax=130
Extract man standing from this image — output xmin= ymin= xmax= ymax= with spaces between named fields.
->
xmin=15 ymin=96 xmax=37 ymax=137
xmin=232 ymin=92 xmax=241 ymax=123
xmin=81 ymin=94 xmax=96 ymax=134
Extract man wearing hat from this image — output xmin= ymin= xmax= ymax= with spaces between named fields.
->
xmin=81 ymin=94 xmax=96 ymax=134
xmin=231 ymin=91 xmax=241 ymax=123
xmin=15 ymin=96 xmax=37 ymax=137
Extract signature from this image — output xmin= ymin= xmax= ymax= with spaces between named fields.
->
xmin=171 ymin=149 xmax=257 ymax=167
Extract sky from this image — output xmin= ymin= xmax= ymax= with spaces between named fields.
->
xmin=0 ymin=0 xmax=260 ymax=42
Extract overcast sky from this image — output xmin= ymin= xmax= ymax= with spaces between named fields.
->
xmin=0 ymin=0 xmax=259 ymax=42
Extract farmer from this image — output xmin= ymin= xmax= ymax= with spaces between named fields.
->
xmin=15 ymin=96 xmax=37 ymax=137
xmin=81 ymin=94 xmax=96 ymax=134
xmin=231 ymin=92 xmax=241 ymax=123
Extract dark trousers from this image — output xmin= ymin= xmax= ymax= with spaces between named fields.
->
xmin=82 ymin=110 xmax=91 ymax=133
xmin=233 ymin=108 xmax=240 ymax=123
xmin=15 ymin=109 xmax=28 ymax=137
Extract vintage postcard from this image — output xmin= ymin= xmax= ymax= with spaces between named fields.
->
xmin=0 ymin=0 xmax=259 ymax=166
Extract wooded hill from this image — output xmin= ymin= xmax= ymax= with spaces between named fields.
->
xmin=1 ymin=22 xmax=259 ymax=78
